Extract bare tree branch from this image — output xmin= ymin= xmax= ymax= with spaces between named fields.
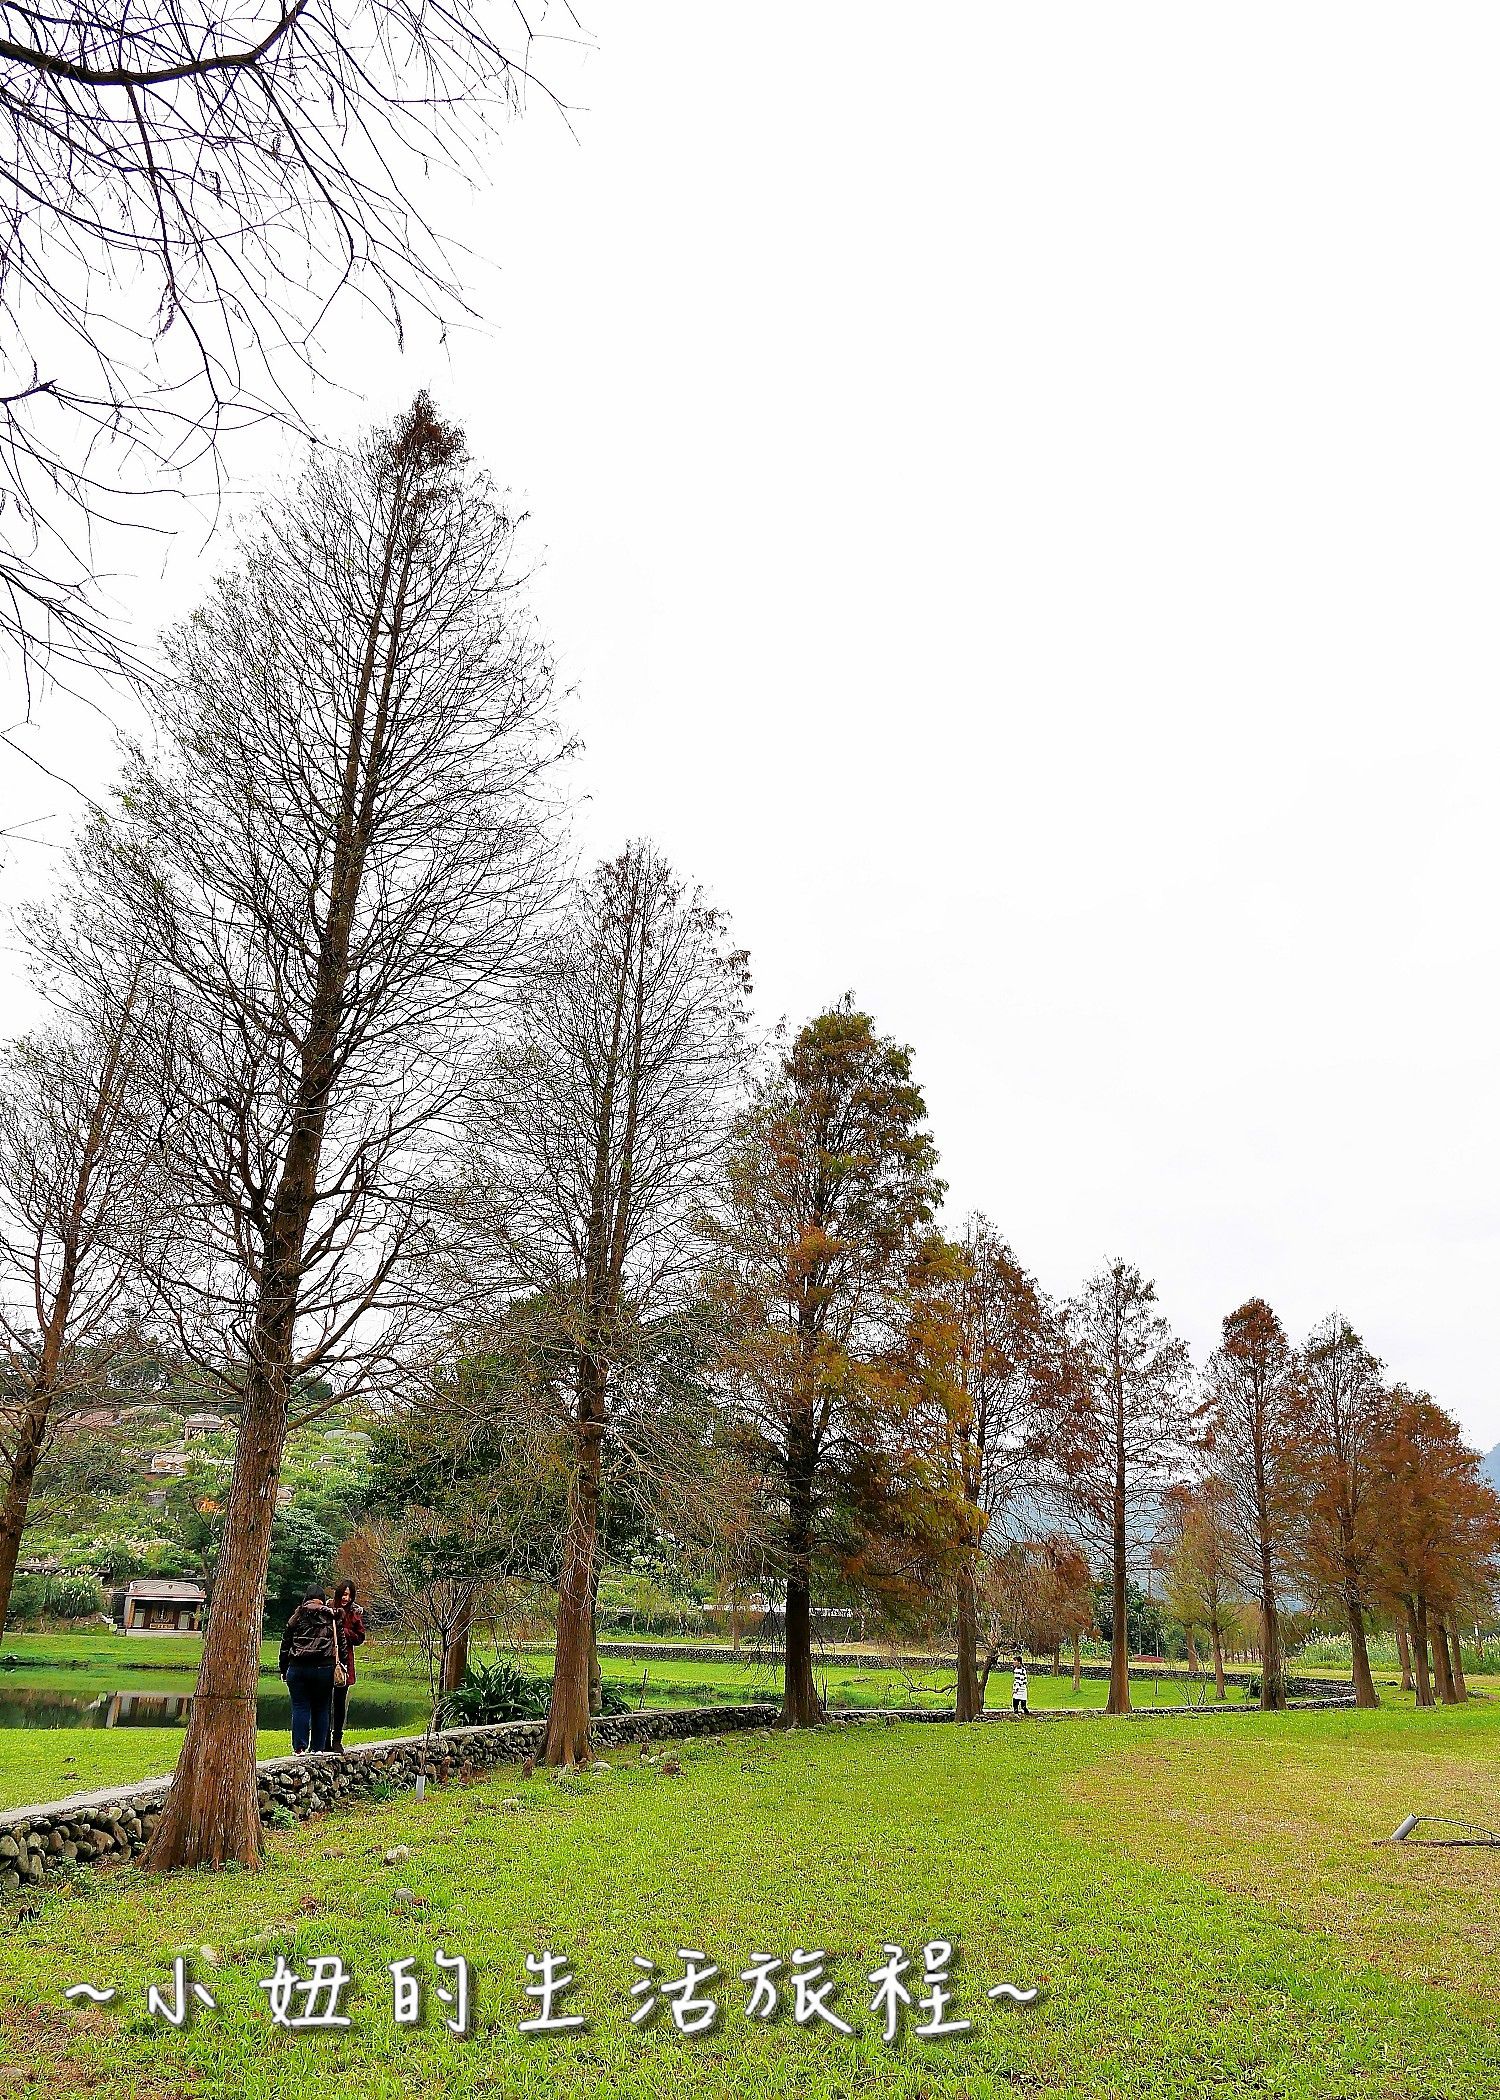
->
xmin=0 ymin=0 xmax=582 ymax=699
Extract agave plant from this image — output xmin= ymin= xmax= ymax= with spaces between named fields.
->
xmin=440 ymin=1658 xmax=550 ymax=1727
xmin=441 ymin=1657 xmax=632 ymax=1727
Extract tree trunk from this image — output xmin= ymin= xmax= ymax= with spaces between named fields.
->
xmin=1347 ymin=1597 xmax=1378 ymax=1709
xmin=1408 ymin=1596 xmax=1434 ymax=1707
xmin=1209 ymin=1619 xmax=1226 ymax=1701
xmin=1105 ymin=1444 xmax=1130 ymax=1715
xmin=780 ymin=1407 xmax=820 ymax=1728
xmin=1449 ymin=1626 xmax=1468 ymax=1701
xmin=0 ymin=1390 xmax=55 ymax=1630
xmin=1257 ymin=1538 xmax=1286 ymax=1711
xmin=541 ymin=1364 xmax=604 ymax=1766
xmin=1431 ymin=1610 xmax=1456 ymax=1705
xmin=587 ymin=1545 xmax=604 ymax=1717
xmin=141 ymin=1356 xmax=289 ymax=1870
xmin=978 ymin=1642 xmax=998 ymax=1705
xmin=441 ymin=1595 xmax=473 ymax=1696
xmin=782 ymin=1562 xmax=819 ymax=1726
xmin=1395 ymin=1623 xmax=1412 ymax=1693
xmin=1184 ymin=1625 xmax=1199 ymax=1672
xmin=954 ymin=1551 xmax=981 ymax=1721
xmin=1071 ymin=1630 xmax=1081 ymax=1693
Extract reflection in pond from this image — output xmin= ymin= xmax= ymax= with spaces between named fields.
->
xmin=0 ymin=1685 xmax=430 ymax=1731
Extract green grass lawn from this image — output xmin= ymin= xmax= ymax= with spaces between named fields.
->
xmin=0 ymin=1634 xmax=437 ymax=1807
xmin=0 ymin=1632 xmax=425 ymax=1684
xmin=0 ymin=1724 xmax=403 ymax=1811
xmin=8 ymin=1628 xmax=1495 ymax=1701
xmin=596 ymin=1652 xmax=1126 ymax=1712
xmin=0 ymin=1702 xmax=1495 ymax=2097
xmin=0 ymin=1670 xmax=1184 ymax=1814
xmin=0 ymin=1630 xmax=1492 ymax=1818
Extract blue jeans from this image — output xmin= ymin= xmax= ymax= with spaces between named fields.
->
xmin=285 ymin=1666 xmax=334 ymax=1753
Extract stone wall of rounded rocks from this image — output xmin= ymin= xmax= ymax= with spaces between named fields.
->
xmin=0 ymin=1702 xmax=777 ymax=1893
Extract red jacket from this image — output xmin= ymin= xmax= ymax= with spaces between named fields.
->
xmin=335 ymin=1603 xmax=366 ymax=1685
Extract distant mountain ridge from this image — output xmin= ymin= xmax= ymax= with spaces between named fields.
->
xmin=1485 ymin=1444 xmax=1500 ymax=1494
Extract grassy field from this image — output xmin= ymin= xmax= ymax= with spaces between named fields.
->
xmin=0 ymin=1671 xmax=1108 ymax=1812
xmin=0 ymin=1724 xmax=404 ymax=1811
xmin=0 ymin=1669 xmax=1162 ymax=1809
xmin=0 ymin=1631 xmax=1286 ymax=1815
xmin=0 ymin=1630 xmax=1494 ymax=1817
xmin=594 ymin=1651 xmax=1129 ymax=1713
xmin=0 ymin=1635 xmax=435 ymax=1807
xmin=0 ymin=1702 xmax=1493 ymax=2096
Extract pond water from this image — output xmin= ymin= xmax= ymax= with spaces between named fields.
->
xmin=0 ymin=1685 xmax=431 ymax=1732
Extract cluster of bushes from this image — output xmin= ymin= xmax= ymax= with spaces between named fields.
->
xmin=4 ymin=1571 xmax=104 ymax=1624
xmin=1290 ymin=1630 xmax=1452 ymax=1673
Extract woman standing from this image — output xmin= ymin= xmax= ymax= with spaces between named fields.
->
xmin=329 ymin=1580 xmax=366 ymax=1751
xmin=278 ymin=1589 xmax=346 ymax=1754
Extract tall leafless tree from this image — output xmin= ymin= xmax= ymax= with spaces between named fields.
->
xmin=1201 ymin=1296 xmax=1299 ymax=1710
xmin=1290 ymin=1313 xmax=1387 ymax=1711
xmin=75 ymin=395 xmax=564 ymax=1867
xmin=0 ymin=0 xmax=575 ymax=703
xmin=0 ymin=929 xmax=161 ymax=1622
xmin=1064 ymin=1258 xmax=1192 ymax=1715
xmin=453 ymin=843 xmax=751 ymax=1765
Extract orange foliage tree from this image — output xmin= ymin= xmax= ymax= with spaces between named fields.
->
xmin=1368 ymin=1388 xmax=1500 ymax=1707
xmin=1287 ymin=1316 xmax=1387 ymax=1710
xmin=708 ymin=1003 xmax=943 ymax=1727
xmin=979 ymin=1532 xmax=1094 ymax=1696
xmin=1156 ymin=1476 xmax=1240 ymax=1700
xmin=897 ymin=1218 xmax=1080 ymax=1718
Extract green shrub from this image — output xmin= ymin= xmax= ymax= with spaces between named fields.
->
xmin=440 ymin=1659 xmax=632 ymax=1727
xmin=440 ymin=1658 xmax=550 ymax=1727
xmin=4 ymin=1576 xmax=46 ymax=1622
xmin=4 ymin=1571 xmax=103 ymax=1623
xmin=47 ymin=1571 xmax=105 ymax=1618
xmin=1294 ymin=1631 xmax=1402 ymax=1671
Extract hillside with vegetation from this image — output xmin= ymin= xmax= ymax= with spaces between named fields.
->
xmin=9 ymin=1370 xmax=370 ymax=1629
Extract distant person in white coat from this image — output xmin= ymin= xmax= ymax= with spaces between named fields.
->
xmin=1012 ymin=1651 xmax=1029 ymax=1716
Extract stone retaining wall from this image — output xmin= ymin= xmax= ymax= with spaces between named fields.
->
xmin=0 ymin=1703 xmax=776 ymax=1893
xmin=0 ymin=1688 xmax=1357 ymax=1894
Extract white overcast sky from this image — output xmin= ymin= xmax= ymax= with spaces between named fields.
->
xmin=3 ymin=6 xmax=1498 ymax=1446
